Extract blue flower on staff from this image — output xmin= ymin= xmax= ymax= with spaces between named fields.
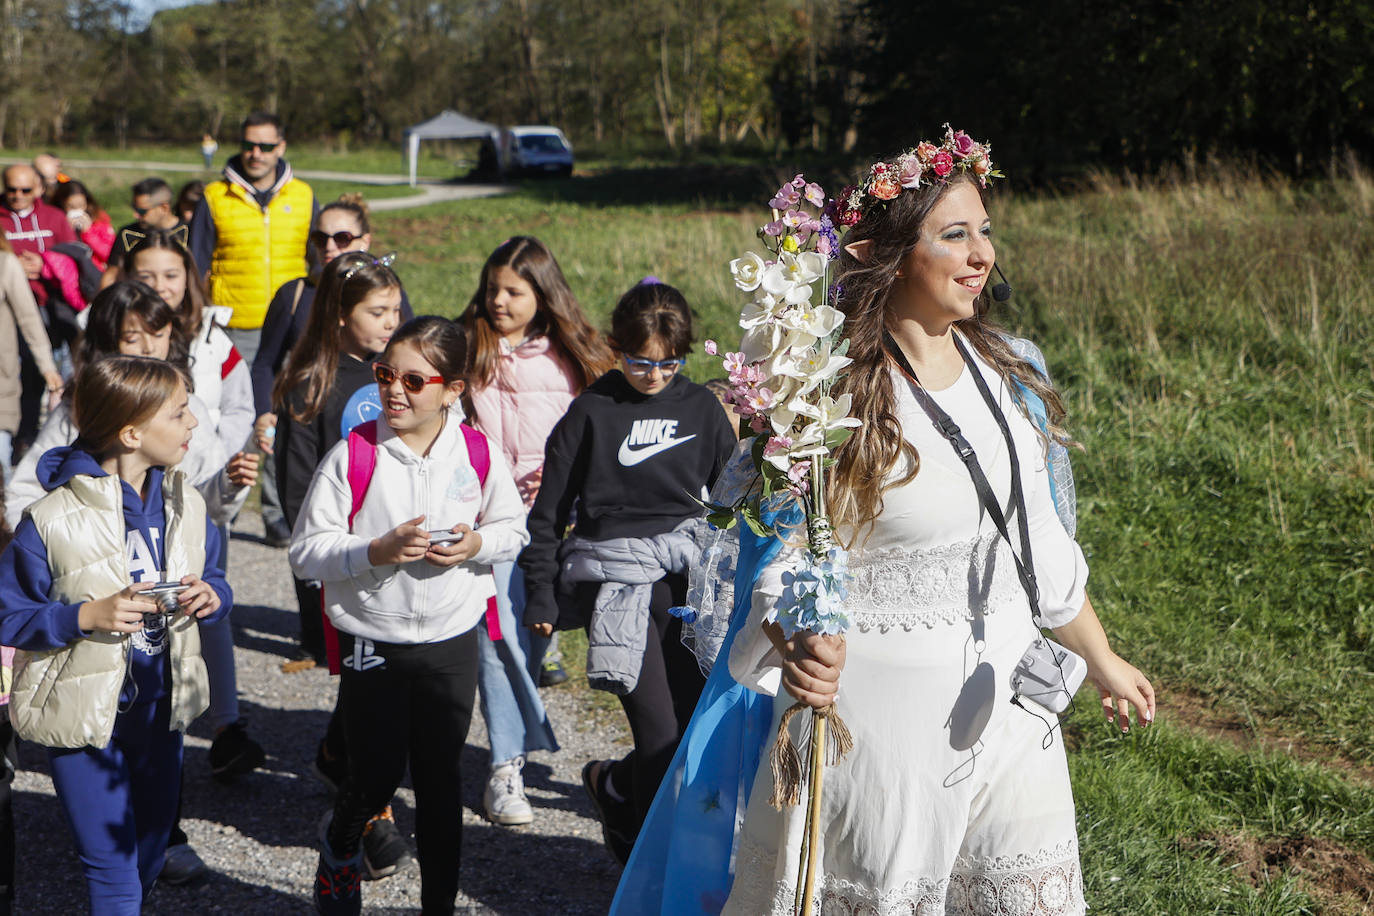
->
xmin=772 ymin=547 xmax=851 ymax=637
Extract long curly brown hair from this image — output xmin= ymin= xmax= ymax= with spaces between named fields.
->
xmin=828 ymin=173 xmax=1071 ymax=546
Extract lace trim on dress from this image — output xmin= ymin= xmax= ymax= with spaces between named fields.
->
xmin=846 ymin=532 xmax=1026 ymax=632
xmin=947 ymin=840 xmax=1085 ymax=916
xmin=733 ymin=837 xmax=1085 ymax=916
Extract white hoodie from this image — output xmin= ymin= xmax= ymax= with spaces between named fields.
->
xmin=288 ymin=407 xmax=529 ymax=645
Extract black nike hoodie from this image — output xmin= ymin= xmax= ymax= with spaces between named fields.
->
xmin=519 ymin=370 xmax=736 ymax=629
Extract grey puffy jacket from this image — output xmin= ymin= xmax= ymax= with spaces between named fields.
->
xmin=558 ymin=522 xmax=701 ymax=694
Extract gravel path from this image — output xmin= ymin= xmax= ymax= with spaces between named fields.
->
xmin=12 ymin=510 xmax=628 ymax=914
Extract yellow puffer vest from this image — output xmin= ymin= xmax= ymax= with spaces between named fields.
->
xmin=9 ymin=469 xmax=211 ymax=749
xmin=205 ymin=175 xmax=313 ymax=330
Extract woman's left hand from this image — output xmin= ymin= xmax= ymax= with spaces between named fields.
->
xmin=177 ymin=575 xmax=221 ymax=619
xmin=424 ymin=524 xmax=483 ymax=567
xmin=1087 ymin=652 xmax=1155 ymax=733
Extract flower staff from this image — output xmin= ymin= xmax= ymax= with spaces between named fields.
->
xmin=709 ymin=172 xmax=858 ymax=916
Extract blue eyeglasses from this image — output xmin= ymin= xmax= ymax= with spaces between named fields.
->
xmin=624 ymin=355 xmax=686 ymax=377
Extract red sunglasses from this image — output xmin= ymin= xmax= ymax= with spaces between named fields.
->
xmin=374 ymin=363 xmax=444 ymax=393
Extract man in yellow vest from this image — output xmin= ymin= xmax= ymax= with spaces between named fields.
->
xmin=190 ymin=111 xmax=315 ymax=548
xmin=189 ymin=111 xmax=316 ymax=366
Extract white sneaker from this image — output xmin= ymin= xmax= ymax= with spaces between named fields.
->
xmin=484 ymin=756 xmax=534 ymax=826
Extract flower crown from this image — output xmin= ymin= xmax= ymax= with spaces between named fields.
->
xmin=830 ymin=124 xmax=1003 ymax=227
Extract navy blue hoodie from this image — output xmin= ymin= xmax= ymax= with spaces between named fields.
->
xmin=0 ymin=446 xmax=231 ymax=706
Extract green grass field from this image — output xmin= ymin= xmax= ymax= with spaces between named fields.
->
xmin=33 ymin=144 xmax=1374 ymax=911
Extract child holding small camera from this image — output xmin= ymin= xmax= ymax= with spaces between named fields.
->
xmin=290 ymin=316 xmax=528 ymax=915
xmin=0 ymin=355 xmax=231 ymax=914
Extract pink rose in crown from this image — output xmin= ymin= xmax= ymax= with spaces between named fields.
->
xmin=972 ymin=157 xmax=991 ymax=178
xmin=932 ymin=151 xmax=954 ymax=178
xmin=951 ymin=131 xmax=976 ymax=157
xmin=897 ymin=155 xmax=923 ymax=188
xmin=915 ymin=142 xmax=938 ymax=164
xmin=870 ymin=176 xmax=900 ymax=200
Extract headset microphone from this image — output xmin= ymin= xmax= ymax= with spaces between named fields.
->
xmin=990 ymin=264 xmax=1012 ymax=302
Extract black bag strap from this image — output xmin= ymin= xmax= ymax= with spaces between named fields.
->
xmin=883 ymin=331 xmax=1042 ymax=621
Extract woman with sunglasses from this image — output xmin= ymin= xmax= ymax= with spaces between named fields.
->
xmin=253 ymin=194 xmax=413 ymax=551
xmin=519 ymin=279 xmax=737 ymax=864
xmin=270 ymin=251 xmax=417 ymax=881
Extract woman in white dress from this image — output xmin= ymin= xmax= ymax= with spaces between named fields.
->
xmin=717 ymin=150 xmax=1157 ymax=914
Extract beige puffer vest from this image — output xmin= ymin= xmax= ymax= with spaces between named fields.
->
xmin=9 ymin=468 xmax=211 ymax=749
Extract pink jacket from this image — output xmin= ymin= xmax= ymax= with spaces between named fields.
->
xmin=40 ymin=249 xmax=85 ymax=312
xmin=469 ymin=335 xmax=580 ymax=509
xmin=81 ymin=214 xmax=115 ymax=269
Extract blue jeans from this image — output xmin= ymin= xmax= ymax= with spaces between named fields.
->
xmin=476 ymin=562 xmax=558 ymax=765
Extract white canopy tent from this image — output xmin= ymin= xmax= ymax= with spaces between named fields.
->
xmin=403 ymin=110 xmax=500 ymax=187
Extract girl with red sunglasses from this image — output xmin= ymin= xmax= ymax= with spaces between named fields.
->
xmin=291 ymin=316 xmax=528 ymax=915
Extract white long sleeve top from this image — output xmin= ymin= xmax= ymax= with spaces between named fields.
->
xmin=288 ymin=407 xmax=530 ymax=645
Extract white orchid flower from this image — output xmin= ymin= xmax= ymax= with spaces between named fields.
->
xmin=764 ymin=423 xmax=826 ymax=472
xmin=739 ymin=292 xmax=784 ymax=329
xmin=740 ymin=321 xmax=785 ymax=363
xmin=780 ymin=250 xmax=826 ymax=286
xmin=730 ymin=252 xmax=766 ymax=292
xmin=794 ymin=338 xmax=853 ymax=384
xmin=778 ymin=303 xmax=843 ymax=339
xmin=760 ymin=262 xmax=795 ymax=300
xmin=795 ymin=393 xmax=862 ymax=432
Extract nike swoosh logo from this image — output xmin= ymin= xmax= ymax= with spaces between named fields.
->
xmin=618 ymin=434 xmax=697 ymax=466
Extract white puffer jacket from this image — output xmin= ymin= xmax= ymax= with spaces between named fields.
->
xmin=9 ymin=468 xmax=211 ymax=748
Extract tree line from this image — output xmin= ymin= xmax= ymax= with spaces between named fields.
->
xmin=1 ymin=0 xmax=1369 ymax=177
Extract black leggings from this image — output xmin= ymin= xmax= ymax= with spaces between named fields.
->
xmin=328 ymin=628 xmax=478 ymax=916
xmin=598 ymin=576 xmax=706 ymax=833
xmin=294 ymin=576 xmax=326 ymax=661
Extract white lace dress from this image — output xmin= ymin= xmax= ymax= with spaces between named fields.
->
xmin=723 ymin=351 xmax=1091 ymax=916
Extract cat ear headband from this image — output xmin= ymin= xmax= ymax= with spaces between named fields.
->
xmin=119 ymin=224 xmax=190 ymax=254
xmin=340 ymin=251 xmax=398 ymax=282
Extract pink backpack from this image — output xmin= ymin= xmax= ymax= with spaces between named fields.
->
xmin=322 ymin=420 xmax=502 ymax=674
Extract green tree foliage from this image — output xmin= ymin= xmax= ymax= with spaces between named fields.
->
xmin=853 ymin=0 xmax=1374 ymax=176
xmin=2 ymin=0 xmax=1369 ymax=174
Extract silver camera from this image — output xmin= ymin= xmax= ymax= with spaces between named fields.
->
xmin=143 ymin=582 xmax=188 ymax=617
xmin=1009 ymin=637 xmax=1087 ymax=715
